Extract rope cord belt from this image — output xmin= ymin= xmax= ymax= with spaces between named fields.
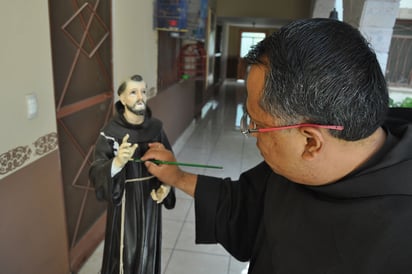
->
xmin=125 ymin=175 xmax=155 ymax=183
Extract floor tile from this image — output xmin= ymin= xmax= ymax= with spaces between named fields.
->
xmin=175 ymin=221 xmax=228 ymax=256
xmin=162 ymin=219 xmax=184 ymax=249
xmin=163 ymin=197 xmax=192 ymax=222
xmin=164 ymin=250 xmax=229 ymax=274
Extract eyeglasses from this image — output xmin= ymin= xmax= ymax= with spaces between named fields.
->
xmin=240 ymin=111 xmax=344 ymax=136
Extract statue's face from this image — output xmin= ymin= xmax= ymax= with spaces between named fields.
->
xmin=121 ymin=80 xmax=147 ymax=116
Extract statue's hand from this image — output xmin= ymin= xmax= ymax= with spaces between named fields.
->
xmin=113 ymin=134 xmax=138 ymax=168
xmin=150 ymin=184 xmax=171 ymax=203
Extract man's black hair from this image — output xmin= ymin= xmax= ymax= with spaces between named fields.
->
xmin=244 ymin=18 xmax=389 ymax=141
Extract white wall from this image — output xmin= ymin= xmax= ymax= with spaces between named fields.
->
xmin=112 ymin=0 xmax=158 ymax=101
xmin=0 ymin=1 xmax=57 ymax=178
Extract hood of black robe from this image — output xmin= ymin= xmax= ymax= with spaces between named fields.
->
xmin=305 ymin=107 xmax=412 ymax=199
xmin=103 ymin=100 xmax=162 ymax=143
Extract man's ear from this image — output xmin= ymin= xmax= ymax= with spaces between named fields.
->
xmin=298 ymin=127 xmax=324 ymax=160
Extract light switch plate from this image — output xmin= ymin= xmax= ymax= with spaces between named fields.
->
xmin=26 ymin=93 xmax=38 ymax=119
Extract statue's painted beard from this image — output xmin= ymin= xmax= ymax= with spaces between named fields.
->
xmin=126 ymin=101 xmax=146 ymax=116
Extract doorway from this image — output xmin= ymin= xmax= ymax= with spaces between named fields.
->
xmin=237 ymin=31 xmax=266 ymax=80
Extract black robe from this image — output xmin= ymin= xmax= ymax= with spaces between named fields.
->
xmin=194 ymin=107 xmax=412 ymax=274
xmin=89 ymin=102 xmax=176 ymax=274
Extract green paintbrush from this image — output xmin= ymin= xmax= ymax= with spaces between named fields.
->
xmin=132 ymin=158 xmax=223 ymax=169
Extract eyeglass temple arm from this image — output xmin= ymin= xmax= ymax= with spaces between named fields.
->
xmin=257 ymin=124 xmax=344 ymax=132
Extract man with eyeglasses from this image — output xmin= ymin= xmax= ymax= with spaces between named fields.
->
xmin=143 ymin=19 xmax=412 ymax=273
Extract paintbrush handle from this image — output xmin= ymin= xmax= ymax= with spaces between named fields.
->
xmin=132 ymin=158 xmax=223 ymax=169
xmin=153 ymin=160 xmax=223 ymax=169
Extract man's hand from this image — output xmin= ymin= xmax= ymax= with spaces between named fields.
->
xmin=141 ymin=143 xmax=180 ymax=185
xmin=142 ymin=142 xmax=198 ymax=197
xmin=113 ymin=134 xmax=138 ymax=168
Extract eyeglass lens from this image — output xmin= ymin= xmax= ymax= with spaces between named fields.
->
xmin=240 ymin=112 xmax=253 ymax=135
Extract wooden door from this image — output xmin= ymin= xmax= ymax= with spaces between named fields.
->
xmin=48 ymin=0 xmax=112 ymax=271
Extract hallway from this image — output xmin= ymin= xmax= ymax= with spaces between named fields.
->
xmin=79 ymin=79 xmax=263 ymax=274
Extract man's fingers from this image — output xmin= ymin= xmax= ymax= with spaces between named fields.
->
xmin=142 ymin=143 xmax=165 ymax=161
xmin=148 ymin=142 xmax=165 ymax=149
xmin=144 ymin=160 xmax=157 ymax=170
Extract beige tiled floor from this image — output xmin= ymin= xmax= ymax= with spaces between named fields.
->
xmin=79 ymin=80 xmax=262 ymax=274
